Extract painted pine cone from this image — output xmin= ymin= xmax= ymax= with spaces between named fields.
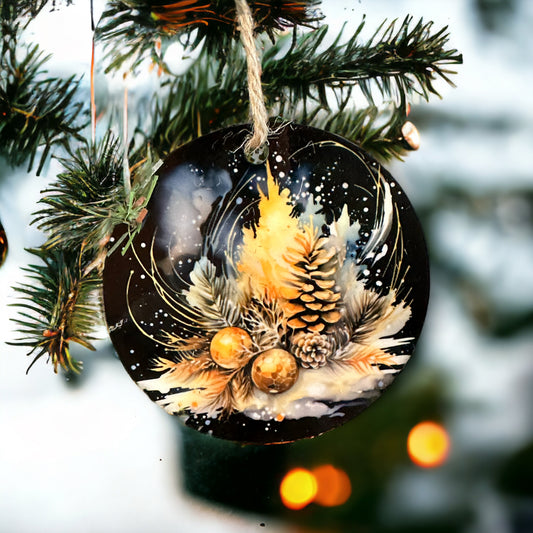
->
xmin=292 ymin=331 xmax=333 ymax=369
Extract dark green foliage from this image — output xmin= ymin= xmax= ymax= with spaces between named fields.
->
xmin=97 ymin=0 xmax=322 ymax=73
xmin=262 ymin=17 xmax=462 ymax=112
xmin=33 ymin=133 xmax=158 ymax=252
xmin=0 ymin=24 xmax=86 ymax=174
xmin=132 ymin=17 xmax=461 ymax=162
xmin=9 ymin=246 xmax=101 ymax=374
xmin=33 ymin=134 xmax=124 ymax=250
xmin=10 ymin=134 xmax=160 ymax=373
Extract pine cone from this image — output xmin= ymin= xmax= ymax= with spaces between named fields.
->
xmin=284 ymin=228 xmax=342 ymax=334
xmin=292 ymin=331 xmax=333 ymax=369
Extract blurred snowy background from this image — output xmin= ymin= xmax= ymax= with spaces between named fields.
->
xmin=1 ymin=0 xmax=532 ymax=532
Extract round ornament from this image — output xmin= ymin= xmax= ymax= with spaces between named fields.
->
xmin=251 ymin=348 xmax=299 ymax=394
xmin=103 ymin=123 xmax=429 ymax=444
xmin=210 ymin=327 xmax=253 ymax=369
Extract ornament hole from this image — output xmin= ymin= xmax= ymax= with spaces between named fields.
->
xmin=245 ymin=142 xmax=269 ymax=165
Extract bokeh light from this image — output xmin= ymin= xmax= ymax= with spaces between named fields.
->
xmin=407 ymin=421 xmax=450 ymax=468
xmin=312 ymin=464 xmax=352 ymax=507
xmin=280 ymin=468 xmax=318 ymax=510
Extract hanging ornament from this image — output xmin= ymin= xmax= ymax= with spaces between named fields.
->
xmin=103 ymin=122 xmax=429 ymax=443
xmin=104 ymin=0 xmax=428 ymax=443
xmin=0 ymin=218 xmax=7 ymax=268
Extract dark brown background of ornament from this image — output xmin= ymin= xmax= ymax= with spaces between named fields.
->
xmin=103 ymin=123 xmax=430 ymax=444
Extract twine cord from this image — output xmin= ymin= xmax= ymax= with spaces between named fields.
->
xmin=235 ymin=0 xmax=269 ymax=160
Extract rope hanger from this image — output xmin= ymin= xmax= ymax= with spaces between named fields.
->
xmin=235 ymin=0 xmax=270 ymax=163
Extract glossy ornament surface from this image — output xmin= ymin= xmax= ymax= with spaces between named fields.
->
xmin=103 ymin=123 xmax=429 ymax=443
xmin=210 ymin=327 xmax=253 ymax=369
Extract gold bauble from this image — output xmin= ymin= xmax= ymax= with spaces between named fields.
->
xmin=210 ymin=327 xmax=253 ymax=369
xmin=251 ymin=349 xmax=299 ymax=394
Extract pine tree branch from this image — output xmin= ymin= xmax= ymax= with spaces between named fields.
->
xmin=306 ymin=104 xmax=415 ymax=161
xmin=9 ymin=132 xmax=161 ymax=374
xmin=131 ymin=16 xmax=460 ymax=161
xmin=0 ymin=23 xmax=87 ymax=174
xmin=33 ymin=133 xmax=124 ymax=251
xmin=33 ymin=133 xmax=161 ymax=255
xmin=9 ymin=246 xmax=101 ymax=374
xmin=96 ymin=0 xmax=322 ymax=73
xmin=262 ymin=18 xmax=463 ymax=113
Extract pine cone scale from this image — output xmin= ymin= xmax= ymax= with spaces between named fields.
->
xmin=288 ymin=317 xmax=307 ymax=329
xmin=309 ymin=266 xmax=337 ymax=278
xmin=314 ymin=279 xmax=336 ymax=289
xmin=314 ymin=290 xmax=340 ymax=301
xmin=322 ymin=310 xmax=342 ymax=323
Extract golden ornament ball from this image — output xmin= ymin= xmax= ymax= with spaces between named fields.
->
xmin=210 ymin=327 xmax=253 ymax=369
xmin=252 ymin=348 xmax=299 ymax=394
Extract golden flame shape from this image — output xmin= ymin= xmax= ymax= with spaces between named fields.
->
xmin=237 ymin=163 xmax=303 ymax=301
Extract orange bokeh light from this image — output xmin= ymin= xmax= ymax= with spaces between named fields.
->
xmin=280 ymin=468 xmax=317 ymax=510
xmin=312 ymin=465 xmax=352 ymax=507
xmin=407 ymin=421 xmax=450 ymax=468
xmin=280 ymin=465 xmax=352 ymax=510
